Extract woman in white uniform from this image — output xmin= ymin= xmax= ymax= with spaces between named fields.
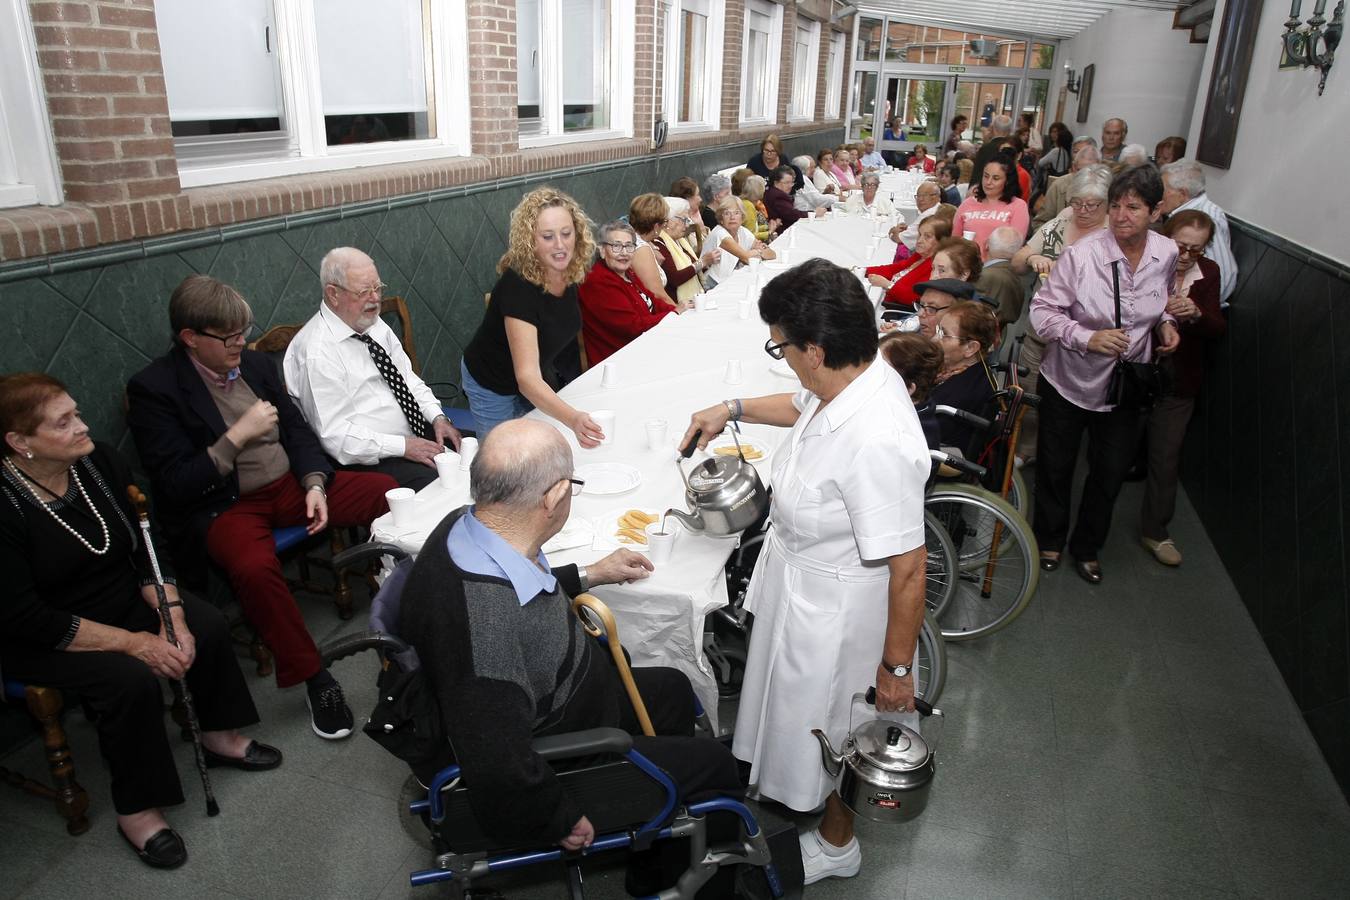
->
xmin=682 ymin=259 xmax=930 ymax=885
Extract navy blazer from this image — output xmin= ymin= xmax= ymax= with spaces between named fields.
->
xmin=126 ymin=345 xmax=332 ymax=583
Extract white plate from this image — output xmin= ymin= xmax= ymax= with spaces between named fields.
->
xmin=707 ymin=435 xmax=771 ymax=466
xmin=575 ymin=463 xmax=642 ymax=496
xmin=769 ymin=358 xmax=798 ymax=379
xmin=593 ymin=507 xmax=666 ymax=551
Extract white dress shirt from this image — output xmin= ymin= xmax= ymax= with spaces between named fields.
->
xmin=843 ymin=192 xmax=895 ymax=216
xmin=283 ymin=303 xmax=444 ymax=464
xmin=894 ymin=204 xmax=938 ymax=250
xmin=1175 ymin=192 xmax=1237 ymax=305
xmin=794 ymin=177 xmax=837 ymax=211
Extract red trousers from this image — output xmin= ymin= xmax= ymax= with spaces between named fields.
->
xmin=206 ymin=471 xmax=395 ymax=687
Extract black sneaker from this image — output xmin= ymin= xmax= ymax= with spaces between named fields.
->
xmin=306 ymin=678 xmax=354 ymax=740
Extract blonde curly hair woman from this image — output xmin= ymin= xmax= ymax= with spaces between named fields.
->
xmin=461 ymin=187 xmax=606 ymax=445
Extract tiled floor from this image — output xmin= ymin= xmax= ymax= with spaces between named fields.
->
xmin=3 ymin=482 xmax=1349 ymax=899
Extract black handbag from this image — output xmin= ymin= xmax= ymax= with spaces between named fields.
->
xmin=362 ymin=662 xmax=453 ymax=771
xmin=1105 ymin=261 xmax=1166 ymax=410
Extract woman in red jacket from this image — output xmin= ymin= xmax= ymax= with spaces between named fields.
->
xmin=578 ymin=220 xmax=675 ymax=365
xmin=1139 ymin=210 xmax=1226 ymax=567
xmin=865 ymin=217 xmax=952 ymax=306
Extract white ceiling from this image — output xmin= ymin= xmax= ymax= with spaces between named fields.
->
xmin=850 ymin=1 xmax=1193 ymax=40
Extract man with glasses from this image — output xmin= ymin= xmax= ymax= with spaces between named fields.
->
xmin=127 ymin=274 xmax=397 ymax=740
xmin=284 ymin=247 xmax=461 ymax=491
xmin=912 ymin=278 xmax=979 ymax=337
xmin=400 ymin=418 xmax=745 ymax=889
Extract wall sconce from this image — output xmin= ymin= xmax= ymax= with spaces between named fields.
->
xmin=1063 ymin=59 xmax=1081 ymax=94
xmin=1281 ymin=0 xmax=1344 ymax=95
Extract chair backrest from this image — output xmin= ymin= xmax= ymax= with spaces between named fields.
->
xmin=248 ymin=324 xmax=301 ymax=387
xmin=379 ymin=296 xmax=421 ymax=375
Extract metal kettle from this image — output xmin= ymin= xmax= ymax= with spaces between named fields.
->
xmin=664 ymin=428 xmax=768 ymax=536
xmin=812 ymin=688 xmax=943 ymax=824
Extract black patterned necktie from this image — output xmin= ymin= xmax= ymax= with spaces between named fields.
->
xmin=354 ymin=333 xmax=428 ymax=439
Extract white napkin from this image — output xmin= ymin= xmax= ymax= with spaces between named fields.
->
xmin=543 ymin=518 xmax=595 ymax=554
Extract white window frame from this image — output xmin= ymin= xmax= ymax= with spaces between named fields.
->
xmin=517 ymin=0 xmax=635 ymax=149
xmin=824 ymin=30 xmax=845 ymax=119
xmin=0 ymin=0 xmax=62 ymax=208
xmin=787 ymin=18 xmax=820 ymax=123
xmin=662 ymin=0 xmax=725 ymax=134
xmin=172 ymin=0 xmax=471 ymax=189
xmin=738 ymin=0 xmax=782 ymax=126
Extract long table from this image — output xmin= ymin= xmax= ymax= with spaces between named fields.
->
xmin=368 ymin=213 xmax=911 ymax=728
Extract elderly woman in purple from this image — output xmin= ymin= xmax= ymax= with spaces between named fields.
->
xmin=1029 ymin=166 xmax=1180 ymax=585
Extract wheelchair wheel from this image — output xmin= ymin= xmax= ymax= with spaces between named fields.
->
xmin=925 ymin=483 xmax=1039 ymax=642
xmin=398 ymin=774 xmax=436 ymax=850
xmin=915 ymin=609 xmax=946 ymax=704
xmin=1005 ymin=467 xmax=1030 ymax=522
xmin=924 ymin=510 xmax=958 ymax=619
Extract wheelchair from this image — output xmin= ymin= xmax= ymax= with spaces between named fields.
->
xmin=319 ymin=542 xmax=797 ymax=899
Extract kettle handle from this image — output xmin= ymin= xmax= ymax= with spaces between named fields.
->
xmin=680 ymin=429 xmax=703 ymax=459
xmin=865 ymin=686 xmax=939 ymax=718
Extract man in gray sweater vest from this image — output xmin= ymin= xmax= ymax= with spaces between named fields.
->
xmin=399 ymin=419 xmax=742 ymax=855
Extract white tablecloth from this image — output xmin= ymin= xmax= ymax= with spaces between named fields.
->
xmin=368 ymin=214 xmax=907 ymax=728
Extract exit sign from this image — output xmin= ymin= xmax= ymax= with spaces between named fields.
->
xmin=948 ymin=65 xmax=967 ymax=73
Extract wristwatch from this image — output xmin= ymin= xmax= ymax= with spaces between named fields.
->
xmin=882 ymin=658 xmax=912 ymax=678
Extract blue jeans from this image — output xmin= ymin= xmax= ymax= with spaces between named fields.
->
xmin=460 ymin=359 xmax=531 ymax=436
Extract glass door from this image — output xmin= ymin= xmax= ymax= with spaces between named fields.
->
xmin=953 ymin=78 xmax=1018 ymax=143
xmin=876 ymin=74 xmax=952 ymax=165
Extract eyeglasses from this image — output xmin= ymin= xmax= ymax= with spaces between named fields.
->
xmin=1069 ymin=199 xmax=1103 ymax=212
xmin=603 ymin=241 xmax=637 ymax=253
xmin=197 ymin=322 xmax=258 ymax=346
xmin=334 ymin=281 xmax=387 ymax=301
xmin=916 ymin=301 xmax=951 ymax=315
xmin=934 ymin=324 xmax=968 ymax=342
xmin=550 ymin=477 xmax=586 ymax=497
xmin=764 ymin=338 xmax=793 ymax=360
xmin=1175 ymin=242 xmax=1206 ymax=258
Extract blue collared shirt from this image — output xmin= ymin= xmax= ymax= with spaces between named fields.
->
xmin=446 ymin=507 xmax=557 ymax=606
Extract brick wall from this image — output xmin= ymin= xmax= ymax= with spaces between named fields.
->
xmin=0 ymin=0 xmax=849 ymax=265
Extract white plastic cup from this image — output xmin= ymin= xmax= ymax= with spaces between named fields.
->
xmin=591 ymin=409 xmax=616 ymax=445
xmin=646 ymin=521 xmax=678 ymax=565
xmin=738 ymin=297 xmax=754 ymax=320
xmin=458 ymin=436 xmax=478 ymax=470
xmin=600 ymin=362 xmax=617 ymax=388
xmin=788 ymin=229 xmax=798 ymax=249
xmin=962 ymin=230 xmax=976 ymax=241
xmin=693 ymin=294 xmax=709 ymax=312
xmin=386 ymin=487 xmax=417 ymax=526
xmin=806 ymin=210 xmax=816 ymax=219
xmin=645 ymin=418 xmax=668 ymax=451
xmin=434 ymin=452 xmax=459 ymax=489
xmin=747 ymin=256 xmax=762 ymax=272
xmin=777 ymin=250 xmax=790 ymax=266
xmin=724 ymin=359 xmax=743 ymax=385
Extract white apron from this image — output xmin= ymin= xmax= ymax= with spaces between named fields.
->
xmin=731 ymin=364 xmax=926 ymax=812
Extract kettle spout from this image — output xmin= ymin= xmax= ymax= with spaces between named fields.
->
xmin=811 ymin=728 xmax=844 ymax=779
xmin=663 ymin=508 xmax=704 ymax=531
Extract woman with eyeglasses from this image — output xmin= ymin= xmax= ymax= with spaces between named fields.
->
xmin=1030 ymin=166 xmax=1180 ymax=585
xmin=706 ymin=195 xmax=775 ymax=283
xmin=679 ymin=259 xmax=931 ymax=886
xmin=866 ymin=217 xmax=952 ymax=306
xmin=1010 ymin=164 xmax=1113 ymax=467
xmin=653 ymin=196 xmax=718 ymax=307
xmin=1138 ymin=210 xmax=1225 ymax=567
xmin=2 ymin=372 xmax=280 ymax=868
xmin=746 ymin=133 xmax=804 ymax=192
xmin=578 ymin=220 xmax=675 ymax=366
xmin=460 ymin=188 xmax=606 ymax=445
xmin=930 ymin=301 xmax=1000 ymax=457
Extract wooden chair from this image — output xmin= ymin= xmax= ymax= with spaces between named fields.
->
xmin=379 ymin=296 xmax=477 ymax=436
xmin=1 ymin=676 xmax=90 ymax=836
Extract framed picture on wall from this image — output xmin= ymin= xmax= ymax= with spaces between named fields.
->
xmin=1196 ymin=0 xmax=1265 ymax=168
xmin=1075 ymin=64 xmax=1095 ymax=123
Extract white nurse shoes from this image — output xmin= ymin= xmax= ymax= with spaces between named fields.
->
xmin=799 ymin=828 xmax=862 ymax=885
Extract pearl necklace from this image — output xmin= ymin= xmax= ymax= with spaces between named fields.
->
xmin=4 ymin=458 xmax=111 ymax=556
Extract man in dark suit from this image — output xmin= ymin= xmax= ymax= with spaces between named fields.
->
xmin=127 ymin=275 xmax=396 ymax=740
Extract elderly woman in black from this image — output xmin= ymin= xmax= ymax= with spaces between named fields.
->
xmin=0 ymin=373 xmax=277 ymax=869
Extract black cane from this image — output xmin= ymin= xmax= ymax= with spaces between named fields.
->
xmin=127 ymin=486 xmax=220 ymax=817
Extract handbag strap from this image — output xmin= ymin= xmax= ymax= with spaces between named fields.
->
xmin=1111 ymin=260 xmax=1122 ymax=329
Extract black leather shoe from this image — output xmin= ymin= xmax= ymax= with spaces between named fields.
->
xmin=1039 ymin=552 xmax=1061 ymax=572
xmin=203 ymin=740 xmax=283 ymax=771
xmin=1074 ymin=559 xmax=1103 ymax=585
xmin=119 ymin=825 xmax=187 ymax=869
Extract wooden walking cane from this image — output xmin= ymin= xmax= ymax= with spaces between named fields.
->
xmin=571 ymin=593 xmax=655 ymax=737
xmin=127 ymin=486 xmax=220 ymax=816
